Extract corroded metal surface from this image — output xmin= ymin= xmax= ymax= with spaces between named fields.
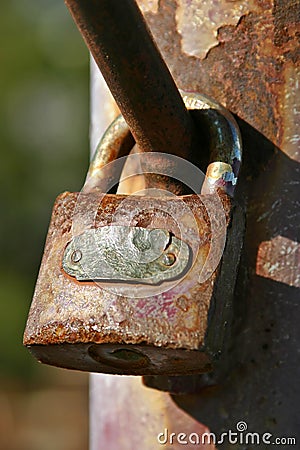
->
xmin=88 ymin=0 xmax=299 ymax=447
xmin=24 ymin=191 xmax=235 ymax=375
xmin=256 ymin=235 xmax=300 ymax=288
xmin=142 ymin=0 xmax=299 ymax=152
xmin=62 ymin=226 xmax=190 ymax=283
xmin=84 ymin=91 xmax=242 ymax=196
xmin=176 ymin=0 xmax=256 ymax=58
xmin=65 ymin=0 xmax=196 ymax=160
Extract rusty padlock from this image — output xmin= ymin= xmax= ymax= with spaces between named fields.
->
xmin=23 ymin=92 xmax=243 ymax=376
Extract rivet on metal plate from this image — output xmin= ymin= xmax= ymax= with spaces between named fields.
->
xmin=62 ymin=226 xmax=191 ymax=284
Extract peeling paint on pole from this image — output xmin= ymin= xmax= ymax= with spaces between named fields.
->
xmin=257 ymin=236 xmax=300 ymax=288
xmin=138 ymin=0 xmax=159 ymax=14
xmin=279 ymin=64 xmax=300 ymax=161
xmin=175 ymin=0 xmax=257 ymax=59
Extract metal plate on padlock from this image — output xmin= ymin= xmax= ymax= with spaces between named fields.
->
xmin=62 ymin=226 xmax=191 ymax=284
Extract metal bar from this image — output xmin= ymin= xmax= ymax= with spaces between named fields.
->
xmin=65 ymin=0 xmax=196 ymax=159
xmin=89 ymin=1 xmax=300 ymax=448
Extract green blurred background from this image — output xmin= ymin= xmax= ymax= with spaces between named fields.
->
xmin=1 ymin=1 xmax=90 ymax=448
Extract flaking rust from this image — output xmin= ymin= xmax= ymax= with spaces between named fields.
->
xmin=256 ymin=236 xmax=300 ymax=288
xmin=142 ymin=0 xmax=299 ymax=151
xmin=23 ymin=191 xmax=234 ymax=375
xmin=138 ymin=0 xmax=158 ymax=14
xmin=175 ymin=0 xmax=257 ymax=59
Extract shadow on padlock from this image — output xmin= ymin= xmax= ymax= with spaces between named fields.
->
xmin=23 ymin=92 xmax=244 ymax=377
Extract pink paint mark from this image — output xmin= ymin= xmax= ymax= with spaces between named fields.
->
xmin=135 ymin=294 xmax=179 ymax=320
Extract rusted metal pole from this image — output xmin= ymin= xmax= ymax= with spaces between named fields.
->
xmin=89 ymin=1 xmax=299 ymax=448
xmin=65 ymin=0 xmax=196 ymax=159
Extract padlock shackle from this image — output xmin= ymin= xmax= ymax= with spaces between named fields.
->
xmin=83 ymin=92 xmax=242 ymax=197
xmin=183 ymin=93 xmax=242 ymax=196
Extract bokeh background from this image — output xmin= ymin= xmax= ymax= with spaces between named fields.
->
xmin=1 ymin=1 xmax=90 ymax=448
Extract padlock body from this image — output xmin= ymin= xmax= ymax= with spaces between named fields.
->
xmin=23 ymin=190 xmax=243 ymax=375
